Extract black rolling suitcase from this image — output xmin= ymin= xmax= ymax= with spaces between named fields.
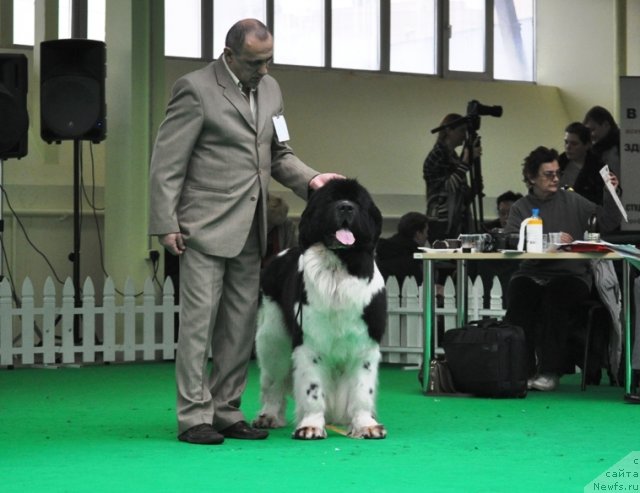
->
xmin=442 ymin=318 xmax=528 ymax=398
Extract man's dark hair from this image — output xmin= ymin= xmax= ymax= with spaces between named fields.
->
xmin=583 ymin=106 xmax=618 ymax=131
xmin=397 ymin=212 xmax=428 ymax=239
xmin=564 ymin=121 xmax=591 ymax=144
xmin=496 ymin=191 xmax=522 ymax=207
xmin=225 ymin=19 xmax=271 ymax=53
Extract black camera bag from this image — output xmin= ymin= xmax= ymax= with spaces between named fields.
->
xmin=442 ymin=318 xmax=528 ymax=398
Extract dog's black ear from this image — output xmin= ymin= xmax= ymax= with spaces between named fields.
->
xmin=298 ymin=178 xmax=340 ymax=249
xmin=297 ymin=207 xmax=312 ymax=249
xmin=298 ymin=189 xmax=315 ymax=249
xmin=370 ymin=203 xmax=383 ymax=242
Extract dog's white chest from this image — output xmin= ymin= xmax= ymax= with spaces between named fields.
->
xmin=300 ymin=307 xmax=373 ymax=364
xmin=301 ymin=246 xmax=381 ymax=311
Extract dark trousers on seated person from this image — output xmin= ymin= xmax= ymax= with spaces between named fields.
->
xmin=504 ymin=276 xmax=590 ymax=377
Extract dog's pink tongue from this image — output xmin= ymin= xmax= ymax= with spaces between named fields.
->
xmin=336 ymin=229 xmax=355 ymax=245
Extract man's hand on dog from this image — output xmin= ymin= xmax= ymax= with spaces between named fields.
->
xmin=309 ymin=173 xmax=345 ymax=190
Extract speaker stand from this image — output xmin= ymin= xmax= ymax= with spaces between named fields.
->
xmin=69 ymin=140 xmax=101 ymax=350
xmin=71 ymin=140 xmax=82 ymax=344
xmin=0 ymin=158 xmax=5 ymax=281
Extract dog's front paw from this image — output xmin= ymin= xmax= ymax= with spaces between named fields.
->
xmin=253 ymin=414 xmax=285 ymax=429
xmin=293 ymin=426 xmax=327 ymax=440
xmin=349 ymin=424 xmax=387 ymax=439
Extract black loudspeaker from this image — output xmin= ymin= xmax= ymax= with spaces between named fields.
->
xmin=40 ymin=39 xmax=106 ymax=143
xmin=0 ymin=54 xmax=29 ymax=160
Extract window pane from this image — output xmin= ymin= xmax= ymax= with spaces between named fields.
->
xmin=274 ymin=0 xmax=324 ymax=66
xmin=390 ymin=0 xmax=437 ymax=74
xmin=87 ymin=0 xmax=106 ymax=41
xmin=332 ymin=0 xmax=380 ymax=70
xmin=494 ymin=0 xmax=534 ymax=81
xmin=165 ymin=0 xmax=201 ymax=57
xmin=59 ymin=0 xmax=72 ymax=38
xmin=213 ymin=0 xmax=266 ymax=57
xmin=13 ymin=0 xmax=34 ymax=46
xmin=448 ymin=0 xmax=485 ymax=72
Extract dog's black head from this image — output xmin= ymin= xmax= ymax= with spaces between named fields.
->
xmin=298 ymin=178 xmax=382 ymax=254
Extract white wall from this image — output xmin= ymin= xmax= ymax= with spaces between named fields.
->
xmin=536 ymin=0 xmax=621 ymax=121
xmin=627 ymin=0 xmax=640 ymax=76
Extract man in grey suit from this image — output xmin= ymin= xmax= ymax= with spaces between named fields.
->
xmin=149 ymin=18 xmax=342 ymax=445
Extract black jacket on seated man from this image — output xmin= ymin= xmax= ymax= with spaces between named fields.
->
xmin=376 ymin=212 xmax=429 ymax=288
xmin=376 ymin=234 xmax=423 ymax=288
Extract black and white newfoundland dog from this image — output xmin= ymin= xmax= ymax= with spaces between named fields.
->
xmin=253 ymin=178 xmax=387 ymax=440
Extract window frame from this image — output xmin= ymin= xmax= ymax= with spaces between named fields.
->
xmin=441 ymin=0 xmax=494 ymax=81
xmin=7 ymin=0 xmax=535 ymax=83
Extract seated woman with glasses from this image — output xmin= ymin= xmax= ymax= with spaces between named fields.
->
xmin=502 ymin=146 xmax=622 ymax=391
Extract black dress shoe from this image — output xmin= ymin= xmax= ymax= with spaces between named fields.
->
xmin=178 ymin=424 xmax=224 ymax=445
xmin=219 ymin=420 xmax=269 ymax=440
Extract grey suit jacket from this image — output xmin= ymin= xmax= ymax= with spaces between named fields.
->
xmin=149 ymin=59 xmax=317 ymax=257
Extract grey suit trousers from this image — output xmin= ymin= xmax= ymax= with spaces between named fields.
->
xmin=175 ymin=215 xmax=261 ymax=434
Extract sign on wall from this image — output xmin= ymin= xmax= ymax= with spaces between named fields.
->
xmin=620 ymin=76 xmax=640 ymax=231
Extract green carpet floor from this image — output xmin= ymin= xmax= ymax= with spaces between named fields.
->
xmin=0 ymin=362 xmax=637 ymax=493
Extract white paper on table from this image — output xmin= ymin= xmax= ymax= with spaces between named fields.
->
xmin=599 ymin=165 xmax=628 ymax=221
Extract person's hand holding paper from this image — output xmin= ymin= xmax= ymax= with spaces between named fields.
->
xmin=599 ymin=165 xmax=628 ymax=221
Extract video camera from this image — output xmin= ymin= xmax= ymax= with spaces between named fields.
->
xmin=466 ymin=100 xmax=503 ymax=118
xmin=429 ymin=100 xmax=503 ymax=135
xmin=465 ymin=100 xmax=502 ymax=132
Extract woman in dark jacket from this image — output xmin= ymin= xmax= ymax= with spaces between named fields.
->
xmin=558 ymin=121 xmax=606 ymax=204
xmin=583 ymin=106 xmax=620 ymax=178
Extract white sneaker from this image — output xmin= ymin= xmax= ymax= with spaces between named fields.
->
xmin=529 ymin=373 xmax=559 ymax=391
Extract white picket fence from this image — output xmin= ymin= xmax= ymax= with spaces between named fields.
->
xmin=380 ymin=275 xmax=506 ymax=365
xmin=0 ymin=274 xmax=506 ymax=368
xmin=0 ymin=276 xmax=178 ymax=367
